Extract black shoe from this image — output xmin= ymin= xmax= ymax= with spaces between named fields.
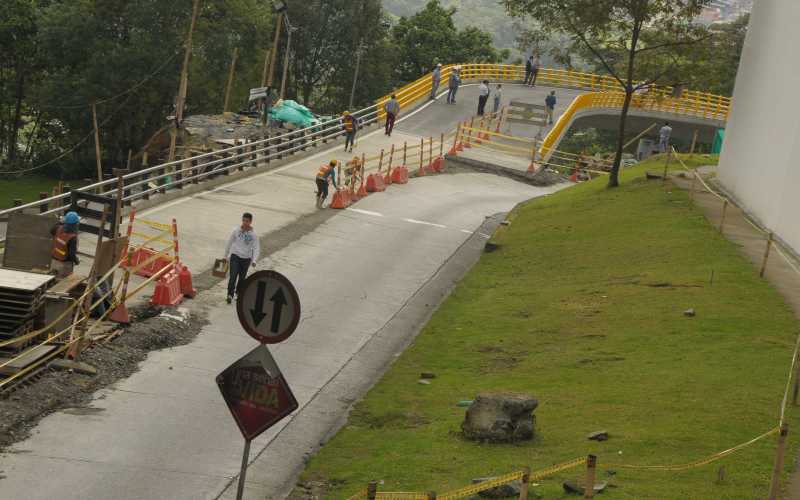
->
xmin=226 ymin=295 xmax=232 ymax=304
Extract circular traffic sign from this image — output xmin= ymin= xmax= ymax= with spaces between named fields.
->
xmin=236 ymin=270 xmax=301 ymax=344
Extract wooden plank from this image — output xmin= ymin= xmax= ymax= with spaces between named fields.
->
xmin=509 ymin=100 xmax=546 ymax=111
xmin=48 ymin=274 xmax=86 ymax=295
xmin=506 ymin=117 xmax=547 ymax=126
xmin=2 ymin=213 xmax=57 ymax=272
xmin=0 ymin=269 xmax=53 ymax=291
xmin=0 ymin=344 xmax=58 ymax=376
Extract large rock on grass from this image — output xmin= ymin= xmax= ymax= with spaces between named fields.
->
xmin=461 ymin=393 xmax=538 ymax=443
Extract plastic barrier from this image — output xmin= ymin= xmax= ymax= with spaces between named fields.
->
xmin=330 ymin=189 xmax=352 ymax=209
xmin=150 ymin=267 xmax=183 ymax=306
xmin=391 ymin=166 xmax=409 ymax=184
xmin=366 ymin=173 xmax=386 ymax=192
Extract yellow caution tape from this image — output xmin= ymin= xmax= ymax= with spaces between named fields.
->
xmin=608 ymin=427 xmax=779 ymax=471
xmin=138 ymin=218 xmax=173 ymax=232
xmin=131 ymin=231 xmax=173 ymax=246
xmin=529 ymin=456 xmax=587 ymax=481
xmin=438 ymin=471 xmax=525 ymax=500
xmin=346 ymin=490 xmax=367 ymax=500
xmin=375 ymin=493 xmax=430 ymax=500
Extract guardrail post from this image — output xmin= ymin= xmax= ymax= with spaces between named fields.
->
xmin=366 ymin=481 xmax=378 ymax=500
xmin=141 ymin=154 xmax=150 ymax=200
xmin=174 ymin=157 xmax=184 ymax=188
xmin=276 ymin=135 xmax=283 ymax=160
xmin=250 ymin=139 xmax=257 ymax=167
xmin=519 ymin=467 xmax=531 ymax=500
xmin=760 ymin=232 xmax=774 ymax=278
xmin=584 ymin=455 xmax=597 ymax=499
xmin=768 ymin=424 xmax=789 ymax=500
xmin=191 ymin=157 xmax=199 ymax=184
xmin=157 ymin=163 xmax=166 ymax=194
xmin=39 ymin=192 xmax=49 ymax=213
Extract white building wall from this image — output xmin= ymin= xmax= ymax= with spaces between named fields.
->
xmin=718 ymin=0 xmax=800 ymax=253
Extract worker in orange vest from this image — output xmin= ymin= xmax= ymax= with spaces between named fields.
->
xmin=342 ymin=111 xmax=359 ymax=153
xmin=316 ymin=160 xmax=339 ymax=208
xmin=50 ymin=211 xmax=80 ymax=278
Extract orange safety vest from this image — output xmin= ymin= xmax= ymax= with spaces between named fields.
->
xmin=52 ymin=226 xmax=77 ymax=262
xmin=343 ymin=116 xmax=355 ymax=133
xmin=317 ymin=164 xmax=333 ymax=179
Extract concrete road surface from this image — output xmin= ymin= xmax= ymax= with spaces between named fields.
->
xmin=0 ymin=86 xmax=570 ymax=500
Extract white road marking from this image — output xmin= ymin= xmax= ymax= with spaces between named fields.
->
xmin=460 ymin=229 xmax=474 ymax=234
xmin=478 ymin=233 xmax=491 ymax=239
xmin=403 ymin=218 xmax=448 ymax=229
xmin=347 ymin=208 xmax=384 ymax=217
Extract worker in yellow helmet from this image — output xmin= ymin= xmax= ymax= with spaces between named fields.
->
xmin=342 ymin=111 xmax=359 ymax=152
xmin=316 ymin=159 xmax=339 ymax=208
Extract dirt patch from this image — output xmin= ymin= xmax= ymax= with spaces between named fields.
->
xmin=350 ymin=408 xmax=430 ymax=430
xmin=476 ymin=344 xmax=528 ymax=374
xmin=0 ymin=304 xmax=207 ymax=451
xmin=288 ymin=476 xmax=345 ymax=500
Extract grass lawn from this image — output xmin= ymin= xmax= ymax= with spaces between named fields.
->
xmin=0 ymin=176 xmax=62 ymax=209
xmin=298 ymin=154 xmax=800 ymax=499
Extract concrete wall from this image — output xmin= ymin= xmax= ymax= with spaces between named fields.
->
xmin=718 ymin=0 xmax=800 ymax=253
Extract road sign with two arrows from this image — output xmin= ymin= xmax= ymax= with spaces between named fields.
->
xmin=236 ymin=270 xmax=301 ymax=344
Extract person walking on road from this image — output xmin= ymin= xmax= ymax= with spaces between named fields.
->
xmin=430 ymin=63 xmax=442 ymax=100
xmin=447 ymin=66 xmax=461 ymax=104
xmin=545 ymin=91 xmax=557 ymax=125
xmin=315 ymin=159 xmax=339 ymax=209
xmin=342 ymin=111 xmax=358 ymax=152
xmin=223 ymin=212 xmax=260 ymax=304
xmin=525 ymin=56 xmax=534 ymax=85
xmin=531 ymin=55 xmax=541 ymax=86
xmin=493 ymin=84 xmax=503 ymax=114
xmin=50 ymin=211 xmax=81 ymax=279
xmin=659 ymin=122 xmax=673 ymax=153
xmin=477 ymin=80 xmax=490 ymax=116
xmin=384 ymin=95 xmax=400 ymax=137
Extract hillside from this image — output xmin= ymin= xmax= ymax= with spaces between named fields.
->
xmin=383 ymin=0 xmax=520 ymax=57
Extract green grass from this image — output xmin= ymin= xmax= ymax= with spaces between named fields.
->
xmin=299 ymin=154 xmax=800 ymax=499
xmin=0 ymin=176 xmax=62 ymax=209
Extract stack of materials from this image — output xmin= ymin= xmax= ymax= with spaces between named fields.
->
xmin=0 ymin=269 xmax=54 ymax=352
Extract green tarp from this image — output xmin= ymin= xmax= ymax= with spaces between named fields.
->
xmin=269 ymin=100 xmax=320 ymax=128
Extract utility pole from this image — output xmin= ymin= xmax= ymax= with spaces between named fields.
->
xmin=224 ymin=47 xmax=239 ymax=113
xmin=349 ymin=44 xmax=365 ymax=110
xmin=267 ymin=13 xmax=284 ymax=88
xmin=168 ymin=0 xmax=202 ymax=164
xmin=279 ymin=22 xmax=294 ymax=100
xmin=261 ymin=49 xmax=271 ymax=87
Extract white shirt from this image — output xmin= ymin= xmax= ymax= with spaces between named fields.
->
xmin=660 ymin=125 xmax=672 ymax=141
xmin=224 ymin=226 xmax=260 ymax=262
xmin=479 ymin=83 xmax=490 ymax=97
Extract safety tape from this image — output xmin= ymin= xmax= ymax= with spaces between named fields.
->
xmin=138 ymin=218 xmax=173 ymax=232
xmin=438 ymin=471 xmax=525 ymax=500
xmin=608 ymin=427 xmax=779 ymax=471
xmin=130 ymin=231 xmax=173 ymax=246
xmin=529 ymin=456 xmax=587 ymax=481
xmin=375 ymin=493 xmax=430 ymax=500
xmin=346 ymin=490 xmax=367 ymax=500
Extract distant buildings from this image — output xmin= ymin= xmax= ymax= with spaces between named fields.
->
xmin=700 ymin=0 xmax=753 ymax=24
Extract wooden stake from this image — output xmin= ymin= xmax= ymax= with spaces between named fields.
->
xmin=223 ymin=47 xmax=239 ymax=113
xmin=439 ymin=132 xmax=444 ymax=156
xmin=168 ymin=0 xmax=201 ymax=164
xmin=403 ymin=141 xmax=407 ymax=165
xmin=419 ymin=137 xmax=424 ymax=171
xmin=92 ymin=102 xmax=103 ymax=185
xmin=367 ymin=481 xmax=378 ymax=500
xmin=429 ymin=136 xmax=434 ymax=166
xmin=662 ymin=148 xmax=671 ymax=182
xmin=584 ymin=455 xmax=597 ymax=499
xmin=451 ymin=123 xmax=461 ymax=153
xmin=690 ymin=129 xmax=699 ymax=155
xmin=378 ymin=149 xmax=384 ymax=173
xmin=719 ymin=200 xmax=729 ymax=234
xmin=760 ymin=232 xmax=774 ymax=278
xmin=519 ymin=467 xmax=531 ymax=500
xmin=267 ymin=13 xmax=284 ymax=88
xmin=768 ymin=424 xmax=789 ymax=500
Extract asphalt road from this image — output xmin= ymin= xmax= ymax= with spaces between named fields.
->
xmin=0 ymin=87 xmax=568 ymax=500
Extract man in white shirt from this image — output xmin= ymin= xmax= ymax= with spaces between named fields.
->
xmin=477 ymin=80 xmax=490 ymax=116
xmin=223 ymin=212 xmax=260 ymax=304
xmin=659 ymin=122 xmax=673 ymax=153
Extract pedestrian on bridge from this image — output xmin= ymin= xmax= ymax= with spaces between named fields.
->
xmin=223 ymin=212 xmax=260 ymax=304
xmin=525 ymin=56 xmax=534 ymax=85
xmin=531 ymin=55 xmax=541 ymax=87
xmin=659 ymin=122 xmax=673 ymax=153
xmin=342 ymin=111 xmax=359 ymax=152
xmin=447 ymin=66 xmax=461 ymax=104
xmin=384 ymin=95 xmax=400 ymax=137
xmin=545 ymin=91 xmax=557 ymax=125
xmin=493 ymin=84 xmax=503 ymax=114
xmin=477 ymin=80 xmax=490 ymax=116
xmin=430 ymin=63 xmax=442 ymax=100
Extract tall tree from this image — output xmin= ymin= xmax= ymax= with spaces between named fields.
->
xmin=503 ymin=0 xmax=711 ymax=187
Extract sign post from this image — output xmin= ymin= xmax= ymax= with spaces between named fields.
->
xmin=219 ymin=270 xmax=302 ymax=500
xmin=217 ymin=345 xmax=299 ymax=499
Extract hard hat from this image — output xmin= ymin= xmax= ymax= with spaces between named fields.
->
xmin=64 ymin=211 xmax=80 ymax=225
xmin=329 ymin=160 xmax=338 ymax=167
xmin=343 ymin=111 xmax=350 ymax=116
xmin=437 ymin=63 xmax=442 ymax=67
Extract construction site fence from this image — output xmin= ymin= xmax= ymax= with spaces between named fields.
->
xmin=342 ymin=422 xmax=782 ymax=499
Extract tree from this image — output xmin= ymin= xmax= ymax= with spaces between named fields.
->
xmin=503 ymin=0 xmax=712 ymax=187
